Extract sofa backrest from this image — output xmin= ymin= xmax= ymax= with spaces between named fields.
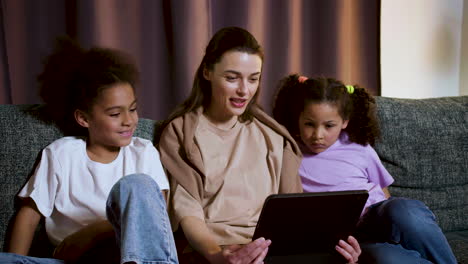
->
xmin=0 ymin=104 xmax=157 ymax=253
xmin=374 ymin=96 xmax=468 ymax=232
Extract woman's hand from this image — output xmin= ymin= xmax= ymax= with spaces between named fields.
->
xmin=210 ymin=237 xmax=271 ymax=264
xmin=335 ymin=236 xmax=361 ymax=264
xmin=181 ymin=216 xmax=271 ymax=264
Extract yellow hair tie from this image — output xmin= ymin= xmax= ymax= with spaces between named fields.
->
xmin=345 ymin=85 xmax=354 ymax=94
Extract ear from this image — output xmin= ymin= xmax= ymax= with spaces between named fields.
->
xmin=74 ymin=109 xmax=90 ymax=128
xmin=203 ymin=67 xmax=211 ymax=81
xmin=342 ymin=119 xmax=349 ymax=130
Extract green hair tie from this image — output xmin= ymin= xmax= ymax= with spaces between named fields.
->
xmin=345 ymin=85 xmax=354 ymax=94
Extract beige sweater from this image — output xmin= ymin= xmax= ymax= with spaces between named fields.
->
xmin=158 ymin=106 xmax=303 ymax=245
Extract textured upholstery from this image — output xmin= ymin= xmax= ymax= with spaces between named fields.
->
xmin=0 ymin=97 xmax=467 ymax=262
xmin=374 ymin=96 xmax=468 ymax=262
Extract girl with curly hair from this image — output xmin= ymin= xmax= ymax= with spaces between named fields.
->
xmin=272 ymin=74 xmax=457 ymax=264
xmin=0 ymin=37 xmax=178 ymax=264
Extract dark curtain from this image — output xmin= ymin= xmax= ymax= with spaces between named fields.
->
xmin=0 ymin=0 xmax=380 ymax=120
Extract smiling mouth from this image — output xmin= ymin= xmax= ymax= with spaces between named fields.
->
xmin=230 ymin=98 xmax=247 ymax=108
xmin=119 ymin=130 xmax=133 ymax=137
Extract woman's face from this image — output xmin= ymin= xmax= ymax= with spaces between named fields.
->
xmin=203 ymin=50 xmax=262 ymax=124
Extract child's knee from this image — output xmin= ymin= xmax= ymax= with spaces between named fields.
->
xmin=109 ymin=174 xmax=161 ymax=202
xmin=384 ymin=198 xmax=436 ymax=228
xmin=119 ymin=173 xmax=160 ymax=191
xmin=360 ymin=242 xmax=428 ymax=264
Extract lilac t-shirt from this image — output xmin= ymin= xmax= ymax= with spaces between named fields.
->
xmin=299 ymin=133 xmax=394 ymax=211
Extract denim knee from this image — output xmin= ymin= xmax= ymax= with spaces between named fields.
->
xmin=107 ymin=173 xmax=165 ymax=224
xmin=360 ymin=242 xmax=432 ymax=264
xmin=114 ymin=173 xmax=162 ymax=193
xmin=381 ymin=198 xmax=436 ymax=232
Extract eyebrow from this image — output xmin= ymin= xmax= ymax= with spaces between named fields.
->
xmin=303 ymin=118 xmax=337 ymax=123
xmin=104 ymin=100 xmax=137 ymax=112
xmin=223 ymin=70 xmax=261 ymax=76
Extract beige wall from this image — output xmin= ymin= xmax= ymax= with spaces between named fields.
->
xmin=460 ymin=0 xmax=468 ymax=95
xmin=381 ymin=0 xmax=464 ymax=98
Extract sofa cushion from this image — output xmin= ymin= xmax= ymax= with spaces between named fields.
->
xmin=374 ymin=96 xmax=468 ymax=232
xmin=0 ymin=104 xmax=157 ymax=252
xmin=445 ymin=230 xmax=468 ymax=263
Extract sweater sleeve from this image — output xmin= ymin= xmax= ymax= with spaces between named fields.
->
xmin=170 ymin=184 xmax=205 ymax=231
xmin=278 ymin=140 xmax=303 ymax=194
xmin=158 ymin=119 xmax=206 ymax=230
xmin=159 ymin=119 xmax=204 ymax=202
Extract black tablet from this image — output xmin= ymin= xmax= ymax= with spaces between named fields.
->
xmin=252 ymin=190 xmax=369 ymax=257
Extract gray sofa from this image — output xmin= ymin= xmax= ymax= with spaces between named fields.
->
xmin=0 ymin=96 xmax=467 ymax=263
xmin=373 ymin=96 xmax=467 ymax=263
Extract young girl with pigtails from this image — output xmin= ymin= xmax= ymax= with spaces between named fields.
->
xmin=272 ymin=74 xmax=457 ymax=264
xmin=0 ymin=37 xmax=178 ymax=264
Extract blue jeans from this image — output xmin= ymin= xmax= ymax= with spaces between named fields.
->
xmin=107 ymin=173 xmax=178 ymax=264
xmin=0 ymin=254 xmax=64 ymax=264
xmin=357 ymin=197 xmax=457 ymax=264
xmin=0 ymin=174 xmax=178 ymax=264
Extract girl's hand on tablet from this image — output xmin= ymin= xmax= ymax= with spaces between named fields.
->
xmin=335 ymin=235 xmax=361 ymax=263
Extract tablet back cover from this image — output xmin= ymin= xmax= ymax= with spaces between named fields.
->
xmin=252 ymin=190 xmax=369 ymax=256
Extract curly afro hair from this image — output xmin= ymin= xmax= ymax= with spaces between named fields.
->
xmin=37 ymin=36 xmax=139 ymax=135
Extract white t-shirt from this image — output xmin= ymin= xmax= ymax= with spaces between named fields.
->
xmin=18 ymin=136 xmax=169 ymax=245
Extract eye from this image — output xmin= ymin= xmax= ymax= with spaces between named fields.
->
xmin=110 ymin=113 xmax=120 ymax=117
xmin=249 ymin=77 xmax=259 ymax=82
xmin=225 ymin=75 xmax=237 ymax=81
xmin=304 ymin=122 xmax=315 ymax=127
xmin=130 ymin=107 xmax=137 ymax=112
xmin=325 ymin=123 xmax=336 ymax=129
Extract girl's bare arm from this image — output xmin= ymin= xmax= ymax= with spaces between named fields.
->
xmin=7 ymin=198 xmax=42 ymax=255
xmin=382 ymin=187 xmax=391 ymax=198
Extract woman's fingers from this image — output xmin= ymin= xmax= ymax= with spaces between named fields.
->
xmin=252 ymin=247 xmax=269 ymax=264
xmin=242 ymin=238 xmax=271 ymax=259
xmin=225 ymin=237 xmax=270 ymax=263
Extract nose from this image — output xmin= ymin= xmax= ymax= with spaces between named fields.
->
xmin=122 ymin=112 xmax=135 ymax=126
xmin=313 ymin=127 xmax=325 ymax=140
xmin=236 ymin=79 xmax=248 ymax=96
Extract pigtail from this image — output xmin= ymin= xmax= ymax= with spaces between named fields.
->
xmin=345 ymin=85 xmax=380 ymax=146
xmin=272 ymin=74 xmax=304 ymax=138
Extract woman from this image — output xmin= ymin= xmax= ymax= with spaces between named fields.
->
xmin=158 ymin=27 xmax=360 ymax=264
